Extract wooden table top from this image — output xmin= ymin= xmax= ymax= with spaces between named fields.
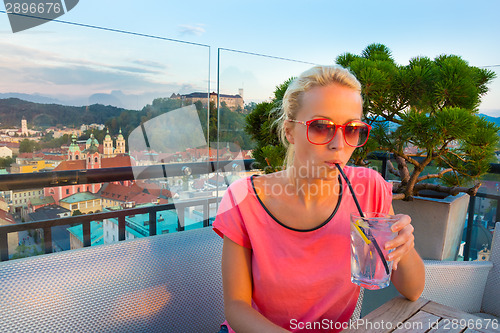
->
xmin=343 ymin=297 xmax=499 ymax=333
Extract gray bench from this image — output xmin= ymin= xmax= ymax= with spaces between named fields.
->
xmin=0 ymin=226 xmax=367 ymax=332
xmin=0 ymin=227 xmax=225 ymax=332
xmin=5 ymin=222 xmax=496 ymax=332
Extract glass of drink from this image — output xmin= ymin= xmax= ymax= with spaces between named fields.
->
xmin=350 ymin=212 xmax=397 ymax=290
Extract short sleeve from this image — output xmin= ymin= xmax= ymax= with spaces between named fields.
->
xmin=378 ymin=174 xmax=393 ymax=214
xmin=347 ymin=166 xmax=393 ymax=214
xmin=212 ymin=178 xmax=252 ymax=249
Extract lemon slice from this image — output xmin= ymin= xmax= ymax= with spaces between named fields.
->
xmin=354 ymin=220 xmax=371 ymax=245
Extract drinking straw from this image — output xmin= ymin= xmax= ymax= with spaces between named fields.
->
xmin=335 ymin=164 xmax=390 ymax=275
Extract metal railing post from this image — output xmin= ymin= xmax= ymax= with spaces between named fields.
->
xmin=149 ymin=211 xmax=156 ymax=236
xmin=83 ymin=222 xmax=91 ymax=247
xmin=381 ymin=154 xmax=388 ymax=179
xmin=43 ymin=227 xmax=52 ymax=254
xmin=464 ymin=195 xmax=476 ymax=261
xmin=495 ymin=199 xmax=500 ymax=225
xmin=118 ymin=216 xmax=126 ymax=241
xmin=177 ymin=206 xmax=185 ymax=232
xmin=0 ymin=232 xmax=9 ymax=261
xmin=203 ymin=201 xmax=210 ymax=227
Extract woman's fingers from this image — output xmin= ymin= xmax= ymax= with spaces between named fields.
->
xmin=384 ymin=214 xmax=415 ymax=270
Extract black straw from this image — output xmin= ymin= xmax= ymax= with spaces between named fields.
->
xmin=335 ymin=164 xmax=390 ymax=275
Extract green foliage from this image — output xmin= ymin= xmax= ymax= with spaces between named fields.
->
xmin=19 ymin=139 xmax=41 ymax=153
xmin=244 ymin=102 xmax=257 ymax=114
xmin=0 ymin=156 xmax=14 ymax=168
xmin=244 ymin=79 xmax=296 ymax=172
xmin=11 ymin=244 xmax=44 ymax=259
xmin=39 ymin=134 xmax=71 ymax=150
xmin=0 ymin=98 xmax=126 ymax=128
xmin=72 ymin=209 xmax=83 ymax=216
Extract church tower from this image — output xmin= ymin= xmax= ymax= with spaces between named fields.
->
xmin=114 ymin=128 xmax=125 ymax=154
xmin=84 ymin=138 xmax=101 ymax=169
xmin=103 ymin=128 xmax=114 ymax=157
xmin=68 ymin=134 xmax=81 ymax=161
xmin=86 ymin=133 xmax=99 ymax=150
xmin=21 ymin=117 xmax=28 ymax=136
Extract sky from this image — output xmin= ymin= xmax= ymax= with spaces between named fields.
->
xmin=1 ymin=0 xmax=499 ymax=115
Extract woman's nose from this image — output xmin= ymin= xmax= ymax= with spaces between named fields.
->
xmin=327 ymin=128 xmax=345 ymax=149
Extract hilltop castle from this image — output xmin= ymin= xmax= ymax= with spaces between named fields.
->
xmin=170 ymin=91 xmax=244 ymax=111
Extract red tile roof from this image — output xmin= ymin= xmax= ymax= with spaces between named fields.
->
xmin=17 ymin=153 xmax=33 ymax=159
xmin=45 ymin=155 xmax=66 ymax=161
xmin=100 ymin=183 xmax=143 ymax=202
xmin=130 ymin=192 xmax=169 ymax=205
xmin=53 ymin=160 xmax=86 ymax=171
xmin=0 ymin=142 xmax=20 ymax=148
xmin=0 ymin=210 xmax=15 ymax=224
xmin=101 ymin=155 xmax=132 ymax=168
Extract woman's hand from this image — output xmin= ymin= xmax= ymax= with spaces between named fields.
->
xmin=384 ymin=214 xmax=415 ymax=271
xmin=385 ymin=207 xmax=425 ymax=301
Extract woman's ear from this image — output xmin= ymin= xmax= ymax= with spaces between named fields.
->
xmin=284 ymin=122 xmax=295 ymax=145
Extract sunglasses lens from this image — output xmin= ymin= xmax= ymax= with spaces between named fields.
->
xmin=344 ymin=121 xmax=369 ymax=147
xmin=308 ymin=119 xmax=335 ymax=144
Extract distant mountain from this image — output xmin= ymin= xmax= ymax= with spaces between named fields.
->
xmin=0 ymin=93 xmax=64 ymax=105
xmin=0 ymin=98 xmax=128 ymax=128
xmin=479 ymin=114 xmax=500 ymax=127
xmin=0 ymin=91 xmax=164 ymax=111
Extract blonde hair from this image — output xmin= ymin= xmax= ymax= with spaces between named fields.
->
xmin=275 ymin=65 xmax=362 ymax=169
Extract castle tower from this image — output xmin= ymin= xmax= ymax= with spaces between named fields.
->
xmin=103 ymin=129 xmax=114 ymax=156
xmin=114 ymin=128 xmax=125 ymax=154
xmin=21 ymin=117 xmax=28 ymax=136
xmin=68 ymin=134 xmax=81 ymax=161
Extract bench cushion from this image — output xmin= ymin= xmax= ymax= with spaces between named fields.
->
xmin=0 ymin=227 xmax=224 ymax=332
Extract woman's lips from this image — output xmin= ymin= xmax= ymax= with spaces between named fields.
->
xmin=325 ymin=161 xmax=342 ymax=168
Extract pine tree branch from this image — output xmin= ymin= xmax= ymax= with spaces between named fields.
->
xmin=446 ymin=150 xmax=467 ymax=162
xmin=387 ymin=159 xmax=400 ymax=177
xmin=392 ymin=193 xmax=405 ymax=200
xmin=413 ymin=182 xmax=481 ymax=196
xmin=396 ymin=151 xmax=420 ymax=167
xmin=395 ymin=155 xmax=410 ymax=183
xmin=416 ymin=168 xmax=453 ymax=182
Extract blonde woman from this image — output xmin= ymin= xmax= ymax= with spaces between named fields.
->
xmin=213 ymin=65 xmax=425 ymax=333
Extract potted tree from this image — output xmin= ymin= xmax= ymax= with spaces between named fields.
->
xmin=246 ymin=44 xmax=498 ymax=260
xmin=337 ymin=44 xmax=498 ymax=260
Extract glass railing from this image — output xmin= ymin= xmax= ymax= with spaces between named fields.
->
xmin=0 ymin=11 xmax=496 ymax=265
xmin=0 ymin=12 xmax=217 ymax=260
xmin=1 ymin=11 xmax=325 ymax=261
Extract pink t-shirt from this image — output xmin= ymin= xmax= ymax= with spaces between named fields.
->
xmin=213 ymin=166 xmax=393 ymax=332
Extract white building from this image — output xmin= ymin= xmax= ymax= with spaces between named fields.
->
xmin=0 ymin=146 xmax=13 ymax=158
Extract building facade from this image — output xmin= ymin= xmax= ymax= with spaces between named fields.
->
xmin=0 ymin=146 xmax=13 ymax=158
xmin=59 ymin=192 xmax=102 ymax=215
xmin=170 ymin=91 xmax=244 ymax=111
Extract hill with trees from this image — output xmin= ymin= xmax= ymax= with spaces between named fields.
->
xmin=0 ymin=96 xmax=255 ymax=151
xmin=0 ymin=98 xmax=125 ymax=128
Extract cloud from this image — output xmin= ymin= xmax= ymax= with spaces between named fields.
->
xmin=0 ymin=42 xmax=207 ymax=109
xmin=178 ymin=24 xmax=206 ymax=36
xmin=132 ymin=59 xmax=167 ymax=69
xmin=109 ymin=65 xmax=160 ymax=74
